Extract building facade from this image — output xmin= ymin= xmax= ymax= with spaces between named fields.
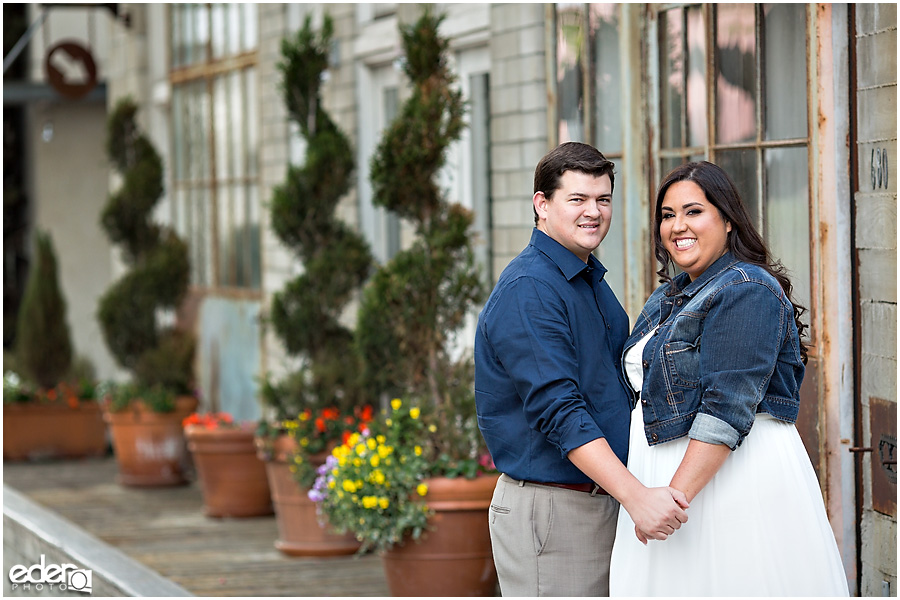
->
xmin=5 ymin=3 xmax=895 ymax=594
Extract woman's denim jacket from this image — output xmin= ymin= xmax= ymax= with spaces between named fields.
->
xmin=621 ymin=252 xmax=805 ymax=450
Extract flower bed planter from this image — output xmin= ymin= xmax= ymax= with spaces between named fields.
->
xmin=380 ymin=473 xmax=499 ymax=597
xmin=3 ymin=401 xmax=107 ymax=461
xmin=256 ymin=434 xmax=360 ymax=556
xmin=185 ymin=423 xmax=273 ymax=518
xmin=103 ymin=395 xmax=198 ymax=487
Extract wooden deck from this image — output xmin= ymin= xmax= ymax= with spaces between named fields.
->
xmin=3 ymin=456 xmax=390 ymax=597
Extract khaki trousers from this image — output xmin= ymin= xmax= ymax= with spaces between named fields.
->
xmin=489 ymin=473 xmax=619 ymax=597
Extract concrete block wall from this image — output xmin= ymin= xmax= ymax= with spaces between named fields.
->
xmin=487 ymin=4 xmax=551 ymax=281
xmin=854 ymin=3 xmax=898 ymax=596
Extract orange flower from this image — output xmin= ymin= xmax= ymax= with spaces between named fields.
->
xmin=315 ymin=417 xmax=326 ymax=432
xmin=46 ymin=388 xmax=58 ymax=401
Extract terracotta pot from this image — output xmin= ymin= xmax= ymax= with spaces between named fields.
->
xmin=185 ymin=424 xmax=273 ymax=518
xmin=3 ymin=401 xmax=107 ymax=461
xmin=103 ymin=395 xmax=198 ymax=487
xmin=255 ymin=434 xmax=360 ymax=556
xmin=381 ymin=474 xmax=500 ymax=597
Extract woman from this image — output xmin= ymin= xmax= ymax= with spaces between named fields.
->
xmin=609 ymin=162 xmax=848 ymax=596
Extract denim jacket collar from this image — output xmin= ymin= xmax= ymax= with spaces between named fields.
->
xmin=530 ymin=228 xmax=608 ymax=283
xmin=668 ymin=251 xmax=739 ymax=298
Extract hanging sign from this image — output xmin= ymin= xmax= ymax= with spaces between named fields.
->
xmin=45 ymin=41 xmax=98 ymax=100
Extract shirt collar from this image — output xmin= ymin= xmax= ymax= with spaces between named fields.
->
xmin=674 ymin=251 xmax=739 ymax=297
xmin=530 ymin=228 xmax=607 ymax=282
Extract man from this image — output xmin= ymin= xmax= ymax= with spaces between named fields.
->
xmin=475 ymin=142 xmax=689 ymax=596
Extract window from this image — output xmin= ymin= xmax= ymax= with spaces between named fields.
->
xmin=170 ymin=3 xmax=260 ymax=290
xmin=555 ymin=3 xmax=627 ymax=298
xmin=656 ymin=3 xmax=812 ymax=321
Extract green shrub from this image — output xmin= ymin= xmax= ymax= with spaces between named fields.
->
xmin=14 ymin=230 xmax=72 ymax=389
xmin=97 ymin=99 xmax=194 ymax=408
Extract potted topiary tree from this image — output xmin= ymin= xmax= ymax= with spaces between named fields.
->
xmin=3 ymin=230 xmax=106 ymax=460
xmin=97 ymin=98 xmax=197 ymax=486
xmin=343 ymin=8 xmax=497 ymax=596
xmin=254 ymin=13 xmax=374 ymax=556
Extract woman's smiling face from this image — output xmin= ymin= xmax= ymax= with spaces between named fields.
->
xmin=659 ymin=180 xmax=732 ymax=280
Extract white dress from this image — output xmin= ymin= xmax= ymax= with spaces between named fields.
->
xmin=609 ymin=329 xmax=849 ymax=597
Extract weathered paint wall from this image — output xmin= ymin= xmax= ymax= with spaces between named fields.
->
xmin=854 ymin=3 xmax=898 ymax=596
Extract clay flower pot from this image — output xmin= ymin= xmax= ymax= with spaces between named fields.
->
xmin=380 ymin=473 xmax=499 ymax=597
xmin=3 ymin=401 xmax=107 ymax=461
xmin=255 ymin=434 xmax=360 ymax=556
xmin=185 ymin=422 xmax=273 ymax=518
xmin=103 ymin=395 xmax=198 ymax=487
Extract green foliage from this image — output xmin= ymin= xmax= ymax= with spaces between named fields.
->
xmin=14 ymin=230 xmax=73 ymax=389
xmin=97 ymin=98 xmax=194 ymax=406
xmin=104 ymin=381 xmax=176 ymax=413
xmin=264 ymin=14 xmax=373 ymax=419
xmin=355 ymin=8 xmax=486 ymax=474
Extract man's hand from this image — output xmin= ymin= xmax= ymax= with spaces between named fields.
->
xmin=624 ymin=486 xmax=689 ymax=544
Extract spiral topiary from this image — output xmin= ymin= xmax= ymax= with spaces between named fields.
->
xmin=97 ymin=98 xmax=194 ymax=402
xmin=264 ymin=14 xmax=373 ymax=418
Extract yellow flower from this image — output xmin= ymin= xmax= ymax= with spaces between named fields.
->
xmin=355 ymin=443 xmax=367 ymax=456
xmin=343 ymin=480 xmax=357 ymax=493
xmin=283 ymin=420 xmax=298 ymax=430
xmin=370 ymin=470 xmax=385 ymax=485
xmin=428 ymin=424 xmax=437 ymax=433
xmin=414 ymin=445 xmax=422 ymax=456
xmin=385 ymin=418 xmax=393 ymax=427
xmin=353 ymin=458 xmax=363 ymax=467
xmin=359 ymin=517 xmax=365 ymax=525
xmin=370 ymin=455 xmax=380 ymax=467
xmin=289 ymin=465 xmax=297 ymax=473
xmin=376 ymin=435 xmax=386 ymax=444
xmin=347 ymin=432 xmax=360 ymax=448
xmin=416 ymin=483 xmax=429 ymax=497
xmin=300 ymin=437 xmax=309 ymax=447
xmin=409 ymin=407 xmax=420 ymax=419
xmin=378 ymin=497 xmax=390 ymax=510
xmin=294 ymin=455 xmax=303 ymax=464
xmin=377 ymin=445 xmax=393 ymax=458
xmin=328 ymin=479 xmax=336 ymax=489
xmin=367 ymin=438 xmax=377 ymax=450
xmin=298 ymin=412 xmax=310 ymax=421
xmin=362 ymin=496 xmax=378 ymax=509
xmin=391 ymin=398 xmax=402 ymax=411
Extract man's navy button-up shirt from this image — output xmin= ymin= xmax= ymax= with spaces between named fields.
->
xmin=475 ymin=229 xmax=633 ymax=484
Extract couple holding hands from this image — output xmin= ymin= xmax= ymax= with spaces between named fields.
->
xmin=475 ymin=142 xmax=849 ymax=597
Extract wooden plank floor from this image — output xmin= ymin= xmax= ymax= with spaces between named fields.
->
xmin=3 ymin=457 xmax=390 ymax=597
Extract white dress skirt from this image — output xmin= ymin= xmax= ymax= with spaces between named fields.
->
xmin=609 ymin=331 xmax=849 ymax=597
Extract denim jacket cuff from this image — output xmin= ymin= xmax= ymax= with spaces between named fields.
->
xmin=689 ymin=413 xmax=741 ymax=450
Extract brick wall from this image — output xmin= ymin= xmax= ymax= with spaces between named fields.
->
xmin=854 ymin=3 xmax=898 ymax=596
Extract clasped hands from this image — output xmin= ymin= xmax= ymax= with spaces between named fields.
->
xmin=628 ymin=486 xmax=690 ymax=545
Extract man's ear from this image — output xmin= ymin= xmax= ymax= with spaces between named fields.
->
xmin=533 ymin=191 xmax=547 ymax=222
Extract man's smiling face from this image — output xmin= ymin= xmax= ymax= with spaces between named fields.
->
xmin=534 ymin=170 xmax=613 ymax=263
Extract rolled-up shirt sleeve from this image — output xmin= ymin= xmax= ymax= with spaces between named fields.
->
xmin=690 ymin=281 xmax=786 ymax=449
xmin=485 ymin=276 xmax=605 ymax=457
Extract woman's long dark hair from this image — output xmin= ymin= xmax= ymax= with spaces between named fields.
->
xmin=653 ymin=161 xmax=809 ymax=363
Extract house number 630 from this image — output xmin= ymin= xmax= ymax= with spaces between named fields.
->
xmin=871 ymin=148 xmax=889 ymax=190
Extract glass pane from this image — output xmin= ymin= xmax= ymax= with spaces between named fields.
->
xmin=715 ymin=149 xmax=759 ymax=228
xmin=232 ymin=184 xmax=247 ymax=287
xmin=242 ymin=4 xmax=258 ymax=52
xmin=660 ymin=157 xmax=684 ymax=182
xmin=194 ymin=4 xmax=210 ymax=65
xmin=659 ymin=9 xmax=684 ymax=149
xmin=557 ymin=4 xmax=585 ymax=143
xmin=245 ymin=68 xmax=258 ymax=176
xmin=213 ymin=76 xmax=229 ymax=179
xmin=211 ymin=3 xmax=225 ymax=59
xmin=227 ymin=3 xmax=240 ymax=57
xmin=170 ymin=6 xmax=183 ymax=68
xmin=715 ymin=4 xmax=756 ymax=144
xmin=218 ymin=186 xmax=232 ymax=286
xmin=765 ymin=147 xmax=810 ymax=311
xmin=686 ymin=7 xmax=707 ymax=147
xmin=247 ymin=183 xmax=261 ymax=289
xmin=763 ymin=4 xmax=807 ymax=140
xmin=595 ymin=157 xmax=625 ymax=301
xmin=590 ymin=4 xmax=622 ymax=153
xmin=172 ymin=89 xmax=185 ymax=179
xmin=230 ymin=71 xmax=244 ymax=178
